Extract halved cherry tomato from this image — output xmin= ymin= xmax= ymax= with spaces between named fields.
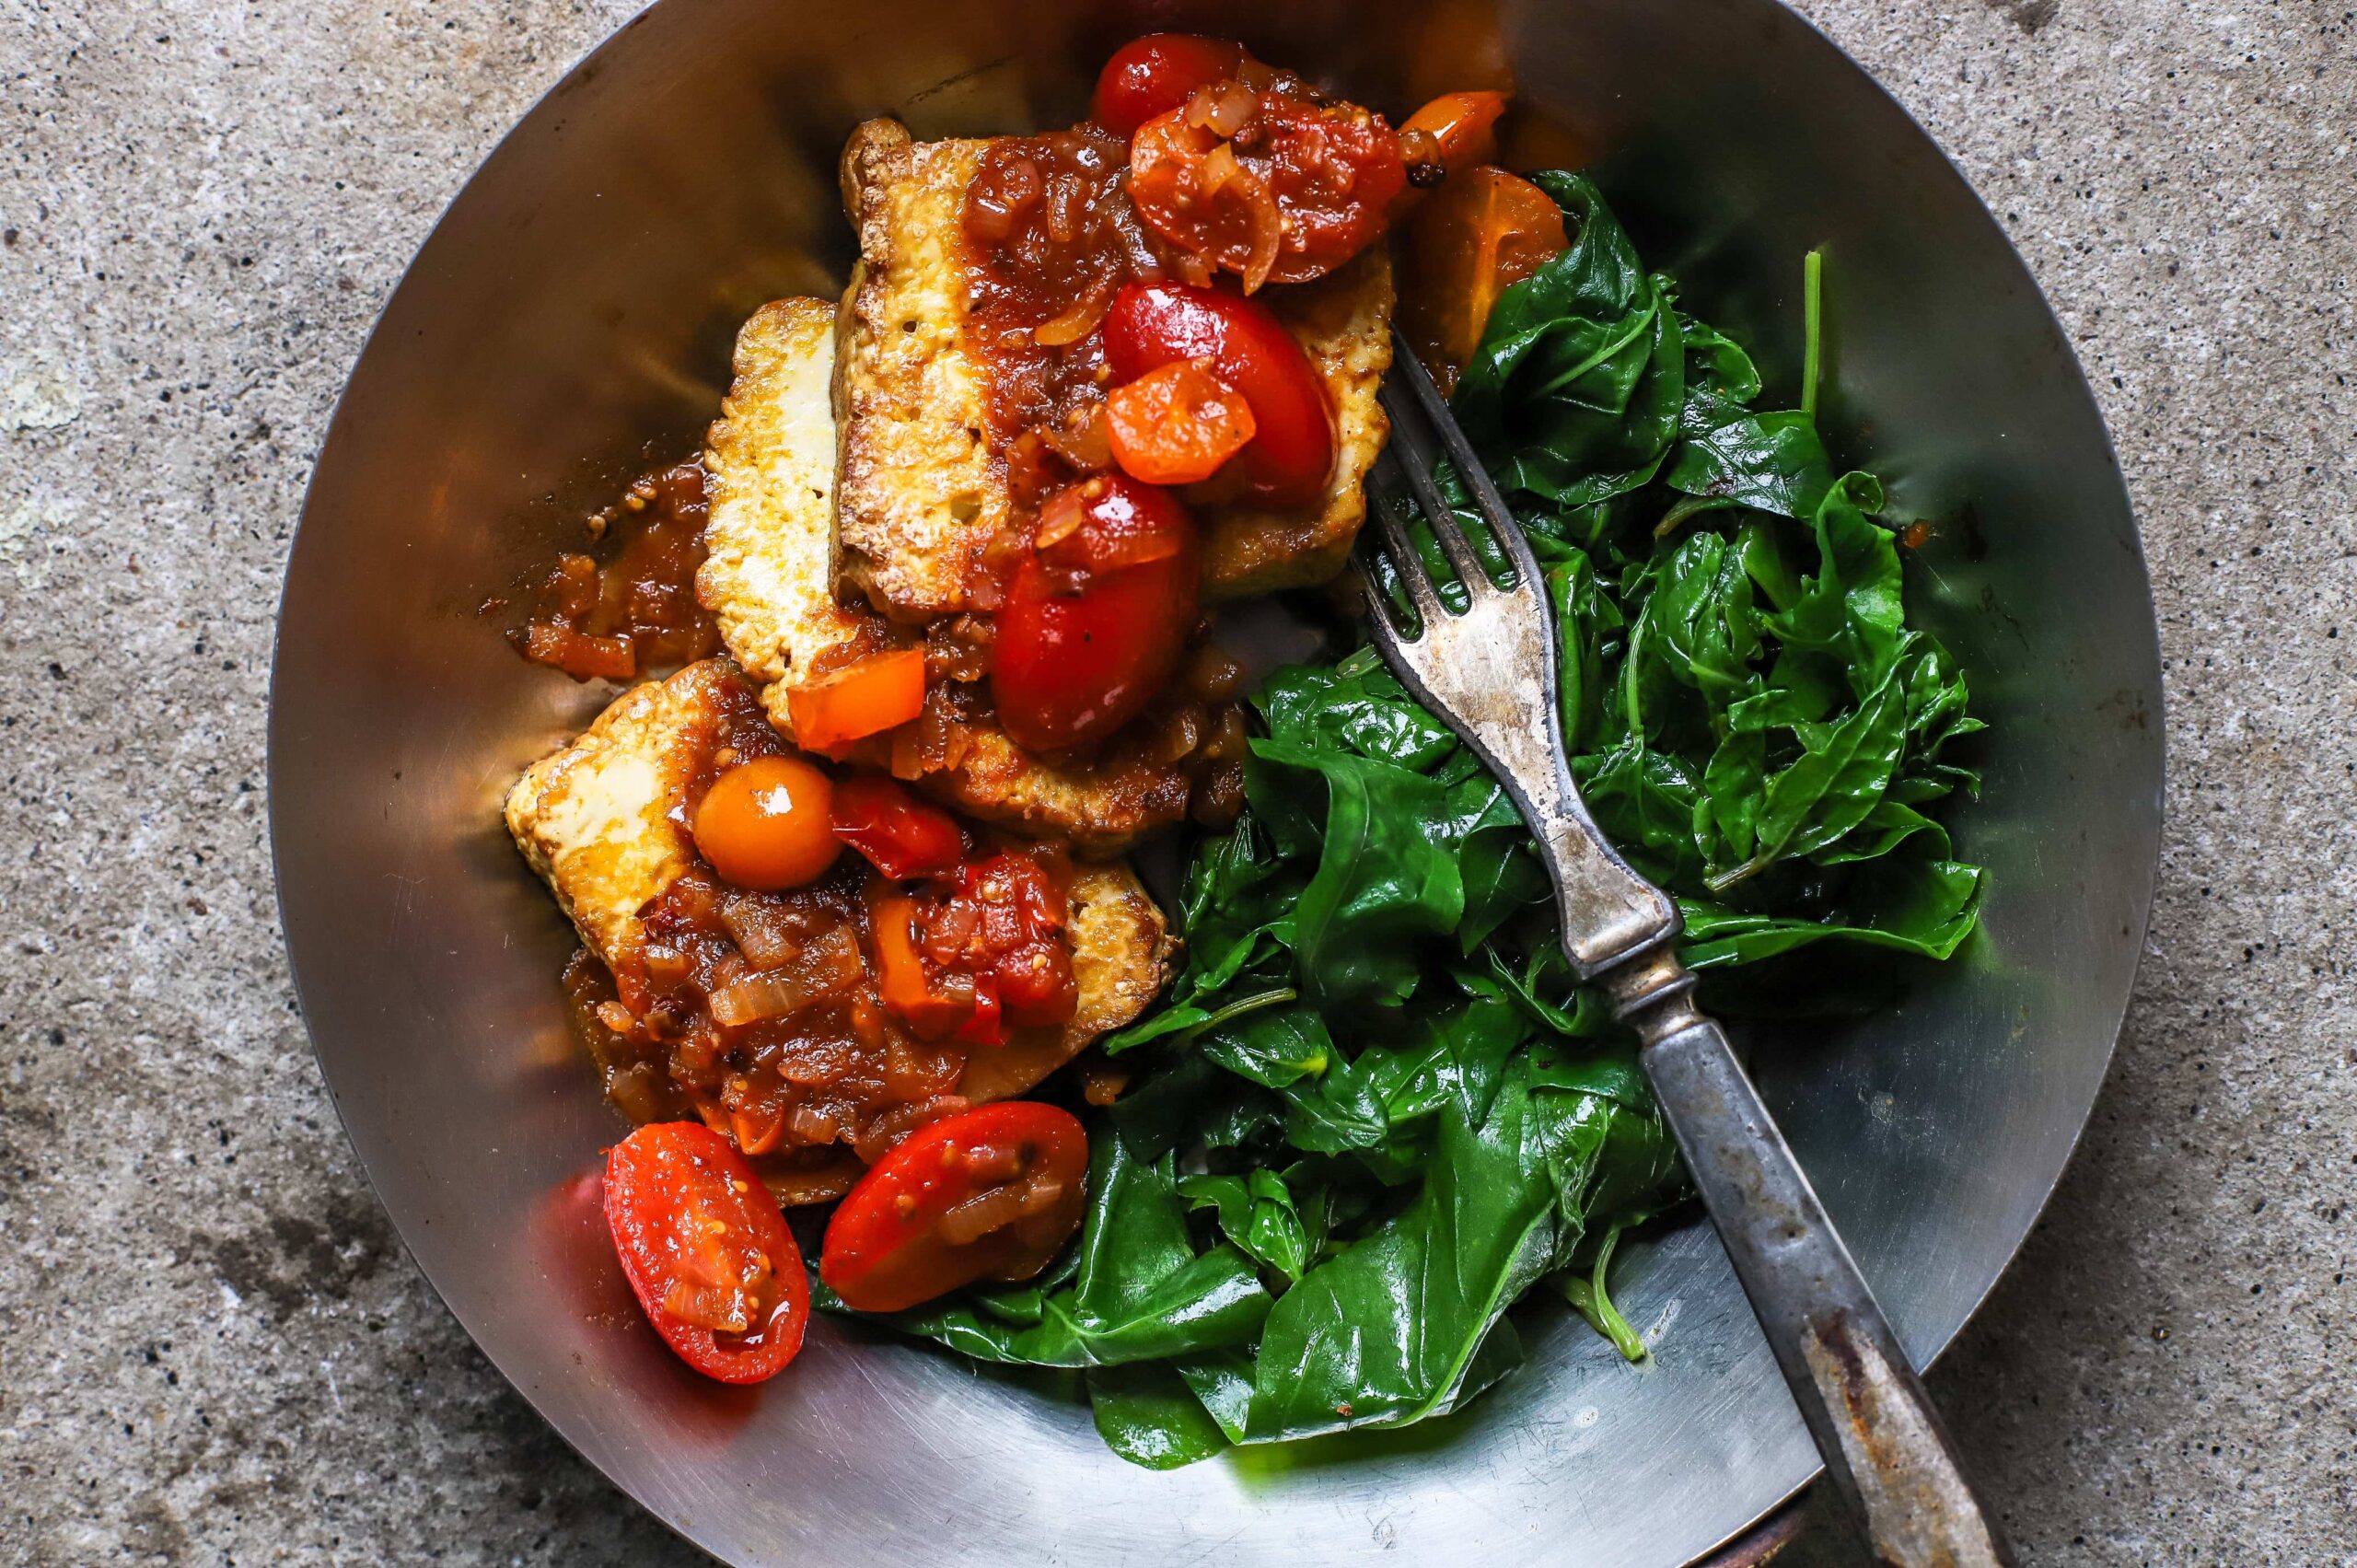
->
xmin=993 ymin=474 xmax=1202 ymax=751
xmin=1398 ymin=165 xmax=1569 ymax=392
xmin=831 ymin=773 xmax=966 ymax=880
xmin=603 ymin=1121 xmax=809 ymax=1383
xmin=785 ymin=646 xmax=925 ymax=755
xmin=1104 ymin=282 xmax=1335 ymax=508
xmin=1128 ymin=93 xmax=1406 ymax=289
xmin=821 ymin=1101 xmax=1089 ymax=1312
xmin=1399 ymin=90 xmax=1510 ymax=181
xmin=1106 ymin=360 xmax=1259 ymax=485
xmin=1087 ymin=33 xmax=1247 ymax=136
xmin=692 ymin=756 xmax=840 ymax=891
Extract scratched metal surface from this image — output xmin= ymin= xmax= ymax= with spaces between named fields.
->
xmin=265 ymin=0 xmax=2160 ymax=1563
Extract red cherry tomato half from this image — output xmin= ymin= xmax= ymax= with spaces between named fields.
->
xmin=820 ymin=1101 xmax=1090 ymax=1313
xmin=831 ymin=773 xmax=967 ymax=880
xmin=1088 ymin=33 xmax=1247 ymax=136
xmin=993 ymin=475 xmax=1202 ymax=752
xmin=603 ymin=1121 xmax=809 ymax=1384
xmin=1104 ymin=282 xmax=1336 ymax=509
xmin=1128 ymin=95 xmax=1405 ymax=289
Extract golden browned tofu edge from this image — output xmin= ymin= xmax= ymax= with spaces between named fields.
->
xmin=836 ymin=116 xmax=1394 ymax=605
xmin=1202 ymin=246 xmax=1396 ymax=598
xmin=700 ymin=296 xmax=872 ymax=735
xmin=707 ymin=276 xmax=1190 ymax=853
xmin=506 ymin=660 xmax=1175 ymax=1099
xmin=833 ymin=118 xmax=1004 ymax=622
xmin=918 ymin=726 xmax=1191 ymax=859
xmin=503 ymin=661 xmax=730 ymax=966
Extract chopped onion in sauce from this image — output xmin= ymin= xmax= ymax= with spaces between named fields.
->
xmin=720 ymin=894 xmax=803 ymax=970
xmin=706 ymin=925 xmax=863 ymax=1026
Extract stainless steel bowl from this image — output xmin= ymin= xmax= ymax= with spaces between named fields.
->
xmin=269 ymin=2 xmax=2163 ymax=1562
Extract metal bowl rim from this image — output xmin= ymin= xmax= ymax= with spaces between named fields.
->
xmin=264 ymin=2 xmax=2165 ymax=1561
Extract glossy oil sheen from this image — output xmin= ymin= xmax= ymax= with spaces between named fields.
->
xmin=268 ymin=2 xmax=2163 ymax=1562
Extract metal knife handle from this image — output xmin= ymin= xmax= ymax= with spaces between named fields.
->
xmin=1601 ymin=947 xmax=2018 ymax=1568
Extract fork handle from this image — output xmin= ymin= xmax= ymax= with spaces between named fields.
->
xmin=1603 ymin=948 xmax=2017 ymax=1567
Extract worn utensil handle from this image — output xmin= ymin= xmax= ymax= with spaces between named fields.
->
xmin=1606 ymin=952 xmax=2017 ymax=1567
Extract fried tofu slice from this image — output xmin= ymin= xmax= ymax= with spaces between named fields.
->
xmin=503 ymin=659 xmax=1174 ymax=1103
xmin=700 ymin=298 xmax=876 ymax=704
xmin=700 ymin=296 xmax=1192 ymax=854
xmin=504 ymin=659 xmax=731 ymax=968
xmin=834 ymin=122 xmax=1003 ymax=620
xmin=1196 ymin=247 xmax=1395 ymax=597
xmin=833 ymin=116 xmax=1394 ymax=621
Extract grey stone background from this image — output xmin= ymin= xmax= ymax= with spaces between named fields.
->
xmin=2 ymin=0 xmax=2350 ymax=1562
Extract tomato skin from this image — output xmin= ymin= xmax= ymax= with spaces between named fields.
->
xmin=993 ymin=475 xmax=1201 ymax=752
xmin=1106 ymin=360 xmax=1259 ymax=486
xmin=1088 ymin=33 xmax=1246 ymax=136
xmin=1128 ymin=95 xmax=1405 ymax=288
xmin=1399 ymin=90 xmax=1510 ymax=180
xmin=870 ymin=890 xmax=971 ymax=1038
xmin=1104 ymin=282 xmax=1335 ymax=509
xmin=603 ymin=1122 xmax=809 ymax=1384
xmin=785 ymin=647 xmax=926 ymax=755
xmin=692 ymin=756 xmax=841 ymax=891
xmin=1398 ymin=165 xmax=1569 ymax=392
xmin=831 ymin=773 xmax=967 ymax=880
xmin=821 ymin=1101 xmax=1089 ymax=1313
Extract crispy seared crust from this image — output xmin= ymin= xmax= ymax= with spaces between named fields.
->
xmin=701 ymin=296 xmax=877 ymax=733
xmin=504 ymin=660 xmax=1172 ymax=1101
xmin=833 ymin=116 xmax=1396 ymax=614
xmin=920 ymin=725 xmax=1192 ymax=860
xmin=503 ymin=660 xmax=731 ymax=967
xmin=834 ymin=120 xmax=1004 ymax=621
xmin=1201 ymin=246 xmax=1395 ymax=597
xmin=702 ymin=288 xmax=1190 ymax=852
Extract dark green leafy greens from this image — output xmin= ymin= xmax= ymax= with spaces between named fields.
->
xmin=822 ymin=174 xmax=1987 ymax=1465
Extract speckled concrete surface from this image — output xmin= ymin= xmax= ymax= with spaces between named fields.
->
xmin=1 ymin=1 xmax=2350 ymax=1563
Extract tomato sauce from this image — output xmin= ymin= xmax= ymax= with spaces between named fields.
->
xmin=557 ymin=673 xmax=1100 ymax=1200
xmin=499 ymin=460 xmax=721 ymax=681
xmin=962 ymin=131 xmax=1174 ymax=514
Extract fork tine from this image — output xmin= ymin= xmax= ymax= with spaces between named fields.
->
xmin=1377 ymin=378 xmax=1492 ymax=593
xmin=1364 ymin=450 xmax=1446 ymax=633
xmin=1386 ymin=327 xmax=1537 ymax=589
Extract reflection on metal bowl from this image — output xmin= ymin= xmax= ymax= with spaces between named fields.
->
xmin=268 ymin=1 xmax=2161 ymax=1562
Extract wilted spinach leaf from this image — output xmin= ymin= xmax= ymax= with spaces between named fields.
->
xmin=823 ymin=173 xmax=1989 ymax=1472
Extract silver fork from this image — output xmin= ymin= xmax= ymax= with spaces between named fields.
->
xmin=1364 ymin=335 xmax=2016 ymax=1568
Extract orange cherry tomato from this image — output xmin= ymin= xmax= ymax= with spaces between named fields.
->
xmin=1397 ymin=165 xmax=1569 ymax=391
xmin=1129 ymin=92 xmax=1406 ymax=289
xmin=821 ymin=1101 xmax=1089 ymax=1312
xmin=1106 ymin=360 xmax=1260 ymax=486
xmin=1399 ymin=90 xmax=1510 ymax=180
xmin=1088 ymin=33 xmax=1247 ymax=136
xmin=785 ymin=647 xmax=926 ymax=755
xmin=692 ymin=755 xmax=840 ymax=891
xmin=831 ymin=773 xmax=967 ymax=880
xmin=1104 ymin=281 xmax=1336 ymax=509
xmin=993 ymin=474 xmax=1202 ymax=752
xmin=603 ymin=1121 xmax=809 ymax=1383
